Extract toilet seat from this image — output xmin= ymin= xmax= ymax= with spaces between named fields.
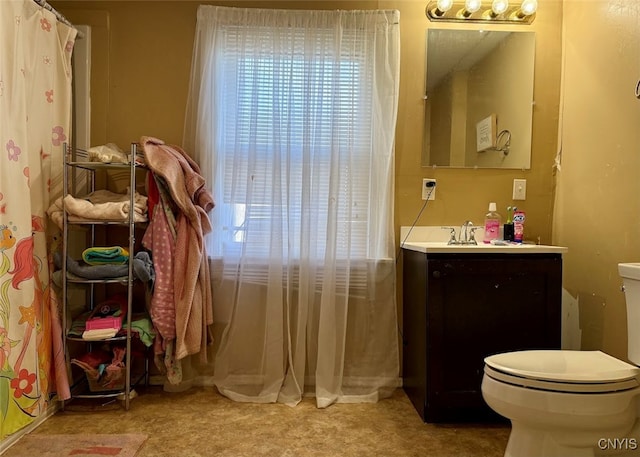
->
xmin=484 ymin=350 xmax=640 ymax=394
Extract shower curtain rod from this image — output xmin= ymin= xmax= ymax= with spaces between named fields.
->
xmin=32 ymin=0 xmax=77 ymax=31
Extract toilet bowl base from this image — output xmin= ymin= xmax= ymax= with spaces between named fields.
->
xmin=482 ymin=374 xmax=640 ymax=457
xmin=505 ymin=422 xmax=599 ymax=457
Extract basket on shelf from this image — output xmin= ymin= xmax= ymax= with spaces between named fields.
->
xmin=85 ymin=365 xmax=126 ymax=392
xmin=72 ymin=345 xmax=128 ymax=392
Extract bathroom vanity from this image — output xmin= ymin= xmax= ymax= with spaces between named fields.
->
xmin=401 ymin=241 xmax=567 ymax=422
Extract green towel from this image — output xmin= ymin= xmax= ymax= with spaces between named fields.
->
xmin=82 ymin=246 xmax=129 ymax=265
xmin=130 ymin=316 xmax=156 ymax=347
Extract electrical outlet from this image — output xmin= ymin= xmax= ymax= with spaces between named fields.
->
xmin=422 ymin=178 xmax=436 ymax=201
xmin=513 ymin=179 xmax=527 ymax=200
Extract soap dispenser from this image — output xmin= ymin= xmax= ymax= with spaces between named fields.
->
xmin=483 ymin=202 xmax=502 ymax=244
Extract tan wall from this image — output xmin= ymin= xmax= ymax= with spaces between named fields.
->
xmin=53 ymin=0 xmax=566 ymax=350
xmin=428 ymin=73 xmax=456 ymax=166
xmin=554 ymin=0 xmax=640 ymax=360
xmin=465 ymin=32 xmax=535 ymax=169
xmin=54 ymin=0 xmax=563 ymax=242
xmin=54 ymin=0 xmax=377 ymax=147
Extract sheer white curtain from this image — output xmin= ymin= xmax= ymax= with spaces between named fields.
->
xmin=184 ymin=5 xmax=400 ymax=408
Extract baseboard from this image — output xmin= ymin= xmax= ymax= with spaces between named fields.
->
xmin=0 ymin=400 xmax=60 ymax=455
xmin=148 ymin=374 xmax=221 ymax=396
xmin=148 ymin=374 xmax=167 ymax=386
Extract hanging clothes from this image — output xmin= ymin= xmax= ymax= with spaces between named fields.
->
xmin=140 ymin=136 xmax=214 ymax=384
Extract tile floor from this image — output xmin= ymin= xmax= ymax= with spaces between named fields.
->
xmin=12 ymin=386 xmax=510 ymax=457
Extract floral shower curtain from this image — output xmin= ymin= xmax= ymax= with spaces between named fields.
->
xmin=0 ymin=0 xmax=75 ymax=439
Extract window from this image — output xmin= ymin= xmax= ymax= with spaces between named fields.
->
xmin=210 ymin=27 xmax=374 ymax=261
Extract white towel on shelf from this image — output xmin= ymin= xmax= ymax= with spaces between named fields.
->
xmin=87 ymin=143 xmax=129 ymax=164
xmin=47 ymin=188 xmax=148 ymax=228
xmin=81 ymin=328 xmax=118 ymax=340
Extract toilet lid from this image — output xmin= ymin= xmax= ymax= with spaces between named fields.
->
xmin=484 ymin=350 xmax=640 ymax=392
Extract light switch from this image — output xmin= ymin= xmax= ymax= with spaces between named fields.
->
xmin=513 ymin=179 xmax=527 ymax=200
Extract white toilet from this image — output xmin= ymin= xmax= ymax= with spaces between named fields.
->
xmin=482 ymin=263 xmax=640 ymax=457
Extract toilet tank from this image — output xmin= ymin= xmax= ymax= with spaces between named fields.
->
xmin=619 ymin=263 xmax=640 ymax=365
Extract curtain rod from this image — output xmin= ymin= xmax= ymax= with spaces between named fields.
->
xmin=32 ymin=0 xmax=76 ymax=30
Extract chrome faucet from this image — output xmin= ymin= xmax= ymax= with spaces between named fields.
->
xmin=459 ymin=220 xmax=475 ymax=244
xmin=443 ymin=227 xmax=458 ymax=245
xmin=441 ymin=221 xmax=478 ymax=245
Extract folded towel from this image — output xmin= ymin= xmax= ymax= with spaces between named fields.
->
xmin=82 ymin=328 xmax=118 ymax=340
xmin=130 ymin=316 xmax=156 ymax=347
xmin=82 ymin=246 xmax=129 ymax=265
xmin=54 ymin=251 xmax=155 ymax=284
xmin=68 ymin=311 xmax=156 ymax=347
xmin=87 ymin=143 xmax=129 ymax=164
xmin=46 ymin=188 xmax=148 ymax=229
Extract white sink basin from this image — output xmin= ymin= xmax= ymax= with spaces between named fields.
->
xmin=619 ymin=263 xmax=640 ymax=280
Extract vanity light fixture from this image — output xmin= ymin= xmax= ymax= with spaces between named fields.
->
xmin=425 ymin=0 xmax=537 ymax=24
xmin=490 ymin=0 xmax=509 ymax=16
xmin=458 ymin=0 xmax=482 ymax=18
xmin=513 ymin=0 xmax=537 ymax=19
xmin=429 ymin=0 xmax=454 ymax=17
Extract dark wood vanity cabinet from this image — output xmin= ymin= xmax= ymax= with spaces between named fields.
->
xmin=402 ymin=249 xmax=562 ymax=423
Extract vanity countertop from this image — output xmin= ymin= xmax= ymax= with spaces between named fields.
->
xmin=401 ymin=241 xmax=568 ymax=254
xmin=399 ymin=226 xmax=567 ymax=255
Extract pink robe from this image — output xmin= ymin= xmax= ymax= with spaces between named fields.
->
xmin=141 ymin=136 xmax=214 ymax=361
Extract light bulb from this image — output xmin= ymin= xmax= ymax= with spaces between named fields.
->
xmin=520 ymin=0 xmax=538 ymax=15
xmin=491 ymin=0 xmax=509 ymax=14
xmin=429 ymin=0 xmax=454 ymax=18
xmin=436 ymin=0 xmax=454 ymax=13
xmin=465 ymin=0 xmax=482 ymax=13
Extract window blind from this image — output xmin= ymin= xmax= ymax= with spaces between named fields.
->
xmin=214 ymin=26 xmax=374 ymax=260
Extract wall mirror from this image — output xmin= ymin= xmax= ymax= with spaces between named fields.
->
xmin=422 ymin=29 xmax=536 ymax=169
